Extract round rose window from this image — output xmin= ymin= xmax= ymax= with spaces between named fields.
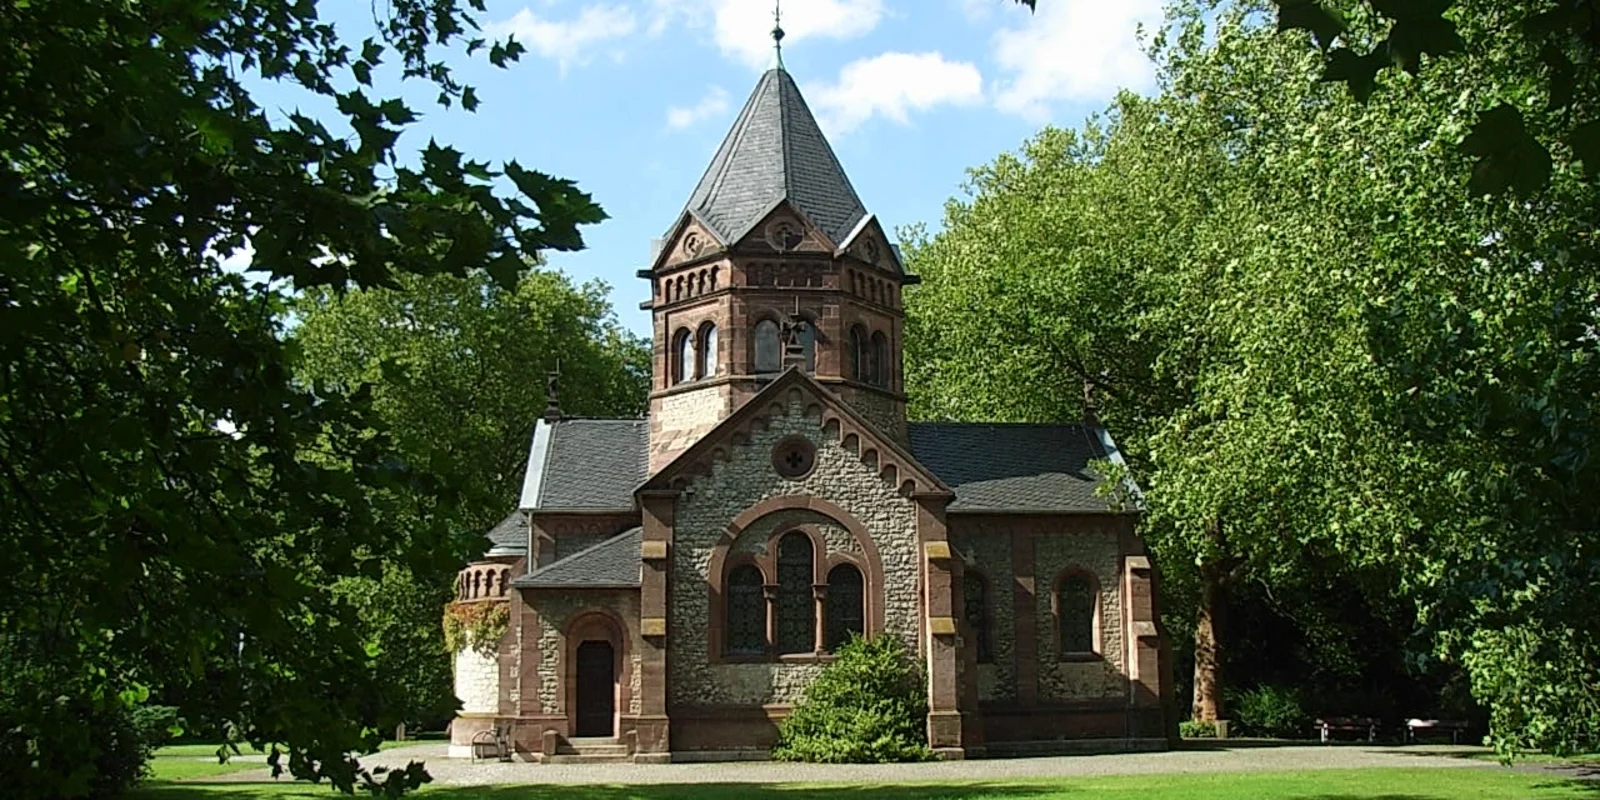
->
xmin=772 ymin=436 xmax=817 ymax=479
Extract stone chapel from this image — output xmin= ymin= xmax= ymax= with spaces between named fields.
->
xmin=447 ymin=62 xmax=1176 ymax=763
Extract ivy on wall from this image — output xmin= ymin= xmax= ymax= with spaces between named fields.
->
xmin=441 ymin=602 xmax=510 ymax=656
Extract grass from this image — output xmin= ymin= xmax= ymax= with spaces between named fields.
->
xmin=148 ymin=742 xmax=428 ymax=782
xmin=129 ymin=767 xmax=1599 ymax=800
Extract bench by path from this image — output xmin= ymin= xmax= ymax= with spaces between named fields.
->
xmin=208 ymin=743 xmax=1498 ymax=787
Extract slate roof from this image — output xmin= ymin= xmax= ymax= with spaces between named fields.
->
xmin=513 ymin=413 xmax=1127 ymax=517
xmin=483 ymin=511 xmax=527 ymax=556
xmin=907 ymin=423 xmax=1120 ymax=513
xmin=513 ymin=527 xmax=642 ymax=589
xmin=520 ymin=418 xmax=649 ymax=510
xmin=680 ymin=67 xmax=869 ymax=247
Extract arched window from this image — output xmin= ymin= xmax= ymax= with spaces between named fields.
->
xmin=963 ymin=572 xmax=993 ymax=664
xmin=754 ymin=319 xmax=781 ymax=374
xmin=870 ymin=331 xmax=888 ymax=387
xmin=698 ymin=322 xmax=718 ymax=379
xmin=775 ymin=533 xmax=815 ymax=654
xmin=825 ymin=563 xmax=865 ymax=651
xmin=797 ymin=320 xmax=816 ymax=373
xmin=1058 ymin=573 xmax=1098 ymax=657
xmin=673 ymin=328 xmax=695 ymax=385
xmin=725 ymin=564 xmax=766 ymax=656
xmin=849 ymin=325 xmax=867 ymax=383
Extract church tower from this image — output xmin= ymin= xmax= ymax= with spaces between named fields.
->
xmin=642 ymin=64 xmax=914 ymax=471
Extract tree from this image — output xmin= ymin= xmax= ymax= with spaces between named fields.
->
xmin=1015 ymin=0 xmax=1599 ymax=197
xmin=910 ymin=0 xmax=1600 ymax=754
xmin=293 ymin=268 xmax=649 ymax=727
xmin=0 ymin=0 xmax=604 ymax=795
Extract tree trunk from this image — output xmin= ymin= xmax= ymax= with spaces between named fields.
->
xmin=1192 ymin=520 xmax=1228 ymax=722
xmin=1191 ymin=563 xmax=1224 ymax=721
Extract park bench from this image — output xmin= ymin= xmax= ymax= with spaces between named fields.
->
xmin=470 ymin=724 xmax=511 ymax=763
xmin=1317 ymin=716 xmax=1380 ymax=744
xmin=1405 ymin=718 xmax=1470 ymax=744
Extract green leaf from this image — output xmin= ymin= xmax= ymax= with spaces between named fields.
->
xmin=1386 ymin=16 xmax=1462 ymax=74
xmin=1570 ymin=120 xmax=1600 ymax=179
xmin=1323 ymin=46 xmax=1386 ymax=102
xmin=1460 ymin=105 xmax=1552 ymax=197
xmin=1275 ymin=0 xmax=1346 ymax=48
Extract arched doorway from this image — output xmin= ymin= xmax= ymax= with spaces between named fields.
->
xmin=574 ymin=640 xmax=616 ymax=737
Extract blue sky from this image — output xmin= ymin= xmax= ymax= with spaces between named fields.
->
xmin=245 ymin=0 xmax=1164 ymax=335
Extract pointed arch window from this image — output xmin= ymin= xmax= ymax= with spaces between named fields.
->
xmin=963 ymin=572 xmax=993 ymax=664
xmin=698 ymin=322 xmax=719 ymax=379
xmin=673 ymin=328 xmax=695 ymax=385
xmin=1057 ymin=573 xmax=1099 ymax=658
xmin=754 ymin=319 xmax=781 ymax=374
xmin=870 ymin=331 xmax=888 ymax=387
xmin=825 ymin=563 xmax=865 ymax=651
xmin=775 ymin=533 xmax=815 ymax=655
xmin=725 ymin=564 xmax=766 ymax=656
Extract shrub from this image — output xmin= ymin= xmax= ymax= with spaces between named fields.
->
xmin=1179 ymin=719 xmax=1217 ymax=738
xmin=0 ymin=679 xmax=156 ymax=799
xmin=1232 ymin=685 xmax=1310 ymax=739
xmin=771 ymin=635 xmax=935 ymax=763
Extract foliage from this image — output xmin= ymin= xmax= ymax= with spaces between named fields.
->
xmin=295 ymin=267 xmax=647 ymax=729
xmin=0 ymin=0 xmax=606 ymax=795
xmin=909 ymin=0 xmax=1600 ymax=760
xmin=441 ymin=602 xmax=510 ymax=658
xmin=1179 ymin=719 xmax=1218 ymax=739
xmin=131 ymin=705 xmax=188 ymax=751
xmin=772 ymin=636 xmax=935 ymax=764
xmin=1270 ymin=0 xmax=1599 ymax=196
xmin=1230 ymin=686 xmax=1310 ymax=739
xmin=293 ymin=268 xmax=651 ymax=531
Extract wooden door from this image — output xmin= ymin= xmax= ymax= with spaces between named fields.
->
xmin=574 ymin=640 xmax=615 ymax=738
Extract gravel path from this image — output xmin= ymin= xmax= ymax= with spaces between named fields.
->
xmin=213 ymin=743 xmax=1501 ymax=787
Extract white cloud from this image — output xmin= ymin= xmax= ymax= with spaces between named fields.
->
xmin=989 ymin=0 xmax=1161 ymax=121
xmin=667 ymin=86 xmax=731 ymax=130
xmin=650 ymin=0 xmax=887 ymax=69
xmin=955 ymin=0 xmax=1001 ymax=23
xmin=486 ymin=5 xmax=638 ymax=74
xmin=808 ymin=51 xmax=984 ymax=135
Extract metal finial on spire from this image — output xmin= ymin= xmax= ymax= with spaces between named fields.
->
xmin=772 ymin=0 xmax=786 ymax=68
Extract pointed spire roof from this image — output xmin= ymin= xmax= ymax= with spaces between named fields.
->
xmin=680 ymin=68 xmax=869 ymax=247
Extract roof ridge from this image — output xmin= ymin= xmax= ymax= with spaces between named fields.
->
xmin=524 ymin=526 xmax=642 ymax=580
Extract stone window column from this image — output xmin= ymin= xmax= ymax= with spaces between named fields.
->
xmin=763 ymin=584 xmax=780 ymax=656
xmin=812 ymin=584 xmax=828 ymax=654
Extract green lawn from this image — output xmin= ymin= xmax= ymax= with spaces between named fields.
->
xmin=131 ymin=767 xmax=1598 ymax=800
xmin=148 ymin=742 xmax=426 ymax=782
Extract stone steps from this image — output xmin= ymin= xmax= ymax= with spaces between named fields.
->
xmin=550 ymin=737 xmax=632 ymax=763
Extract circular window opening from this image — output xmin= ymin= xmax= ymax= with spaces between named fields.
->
xmin=772 ymin=436 xmax=817 ymax=480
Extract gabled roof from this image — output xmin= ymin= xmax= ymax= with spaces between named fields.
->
xmin=518 ymin=418 xmax=649 ymax=511
xmin=483 ymin=511 xmax=528 ymax=557
xmin=679 ymin=67 xmax=868 ymax=247
xmin=640 ymin=367 xmax=951 ymax=497
xmin=909 ymin=423 xmax=1125 ymax=513
xmin=513 ymin=527 xmax=642 ymax=589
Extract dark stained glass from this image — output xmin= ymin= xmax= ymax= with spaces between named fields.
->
xmin=726 ymin=564 xmax=765 ymax=656
xmin=826 ymin=563 xmax=864 ymax=651
xmin=776 ymin=533 xmax=815 ymax=654
xmin=1060 ymin=575 xmax=1096 ymax=656
xmin=963 ymin=573 xmax=993 ymax=664
xmin=755 ymin=320 xmax=781 ymax=373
